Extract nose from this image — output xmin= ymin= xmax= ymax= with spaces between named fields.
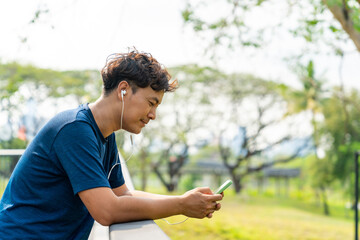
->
xmin=148 ymin=108 xmax=156 ymax=120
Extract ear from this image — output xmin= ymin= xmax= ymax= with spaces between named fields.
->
xmin=117 ymin=81 xmax=129 ymax=100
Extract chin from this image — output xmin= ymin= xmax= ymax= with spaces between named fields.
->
xmin=126 ymin=127 xmax=142 ymax=134
xmin=133 ymin=129 xmax=142 ymax=134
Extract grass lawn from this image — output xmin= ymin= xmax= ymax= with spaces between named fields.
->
xmin=156 ymin=193 xmax=353 ymax=240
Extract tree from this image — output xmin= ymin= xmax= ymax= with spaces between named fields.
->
xmin=146 ymin=64 xmax=312 ymax=194
xmin=215 ymin=73 xmax=311 ymax=193
xmin=279 ymin=60 xmax=336 ymax=215
xmin=280 ymin=60 xmax=326 ymax=162
xmin=321 ymin=87 xmax=360 ymax=200
xmin=182 ymin=0 xmax=360 ymax=56
xmin=323 ymin=0 xmax=360 ymax=51
xmin=145 ymin=65 xmax=224 ymax=192
xmin=152 ymin=139 xmax=189 ymax=192
xmin=182 ymin=1 xmax=360 ymax=201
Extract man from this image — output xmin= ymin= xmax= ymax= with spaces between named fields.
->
xmin=0 ymin=50 xmax=223 ymax=239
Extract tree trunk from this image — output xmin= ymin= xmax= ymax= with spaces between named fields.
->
xmin=153 ymin=165 xmax=172 ymax=192
xmin=323 ymin=0 xmax=360 ymax=52
xmin=168 ymin=183 xmax=176 ymax=192
xmin=320 ymin=186 xmax=330 ymax=216
xmin=140 ymin=149 xmax=148 ymax=191
xmin=229 ymin=170 xmax=242 ymax=193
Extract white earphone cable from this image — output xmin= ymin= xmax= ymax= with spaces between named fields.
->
xmin=161 ymin=217 xmax=189 ymax=225
xmin=108 ymin=91 xmax=134 ymax=179
xmin=120 ymin=91 xmax=125 ymax=131
xmin=107 ymin=140 xmax=134 ymax=180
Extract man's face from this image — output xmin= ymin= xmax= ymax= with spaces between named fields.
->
xmin=122 ymin=86 xmax=164 ymax=134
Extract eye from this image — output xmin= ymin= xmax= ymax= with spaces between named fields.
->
xmin=149 ymin=101 xmax=155 ymax=107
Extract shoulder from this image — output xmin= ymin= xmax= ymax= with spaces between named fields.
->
xmin=45 ymin=105 xmax=98 ymax=146
xmin=31 ymin=105 xmax=94 ymax=148
xmin=57 ymin=121 xmax=97 ymax=143
xmin=53 ymin=121 xmax=100 ymax=158
xmin=41 ymin=104 xmax=90 ymax=133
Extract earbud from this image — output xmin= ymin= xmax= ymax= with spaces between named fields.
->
xmin=121 ymin=90 xmax=126 ymax=99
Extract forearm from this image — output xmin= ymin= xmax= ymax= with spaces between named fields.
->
xmin=129 ymin=190 xmax=175 ymax=199
xmin=80 ymin=186 xmax=222 ymax=226
xmin=108 ymin=194 xmax=183 ymax=224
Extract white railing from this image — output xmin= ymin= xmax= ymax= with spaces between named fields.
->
xmin=0 ymin=149 xmax=25 ymax=156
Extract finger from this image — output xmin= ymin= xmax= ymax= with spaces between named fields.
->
xmin=207 ymin=202 xmax=217 ymax=210
xmin=206 ymin=212 xmax=213 ymax=218
xmin=196 ymin=187 xmax=213 ymax=194
xmin=205 ymin=193 xmax=223 ymax=201
xmin=215 ymin=203 xmax=221 ymax=210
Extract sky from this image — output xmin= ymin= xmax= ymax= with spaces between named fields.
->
xmin=0 ymin=0 xmax=200 ymax=70
xmin=0 ymin=0 xmax=359 ymax=89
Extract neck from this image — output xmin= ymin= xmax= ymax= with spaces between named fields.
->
xmin=89 ymin=94 xmax=120 ymax=138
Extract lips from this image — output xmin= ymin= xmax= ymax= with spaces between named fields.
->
xmin=140 ymin=120 xmax=148 ymax=126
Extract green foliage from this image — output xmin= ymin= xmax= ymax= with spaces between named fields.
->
xmin=320 ymin=88 xmax=360 ymax=197
xmin=281 ymin=60 xmax=326 ymax=116
xmin=0 ymin=138 xmax=27 ymax=149
xmin=179 ymin=174 xmax=202 ymax=191
xmin=182 ymin=1 xmax=265 ymax=54
xmin=306 ymin=155 xmax=334 ymax=188
xmin=0 ymin=61 xmax=102 ymax=148
xmin=0 ymin=61 xmax=101 ymax=102
xmin=353 ymin=6 xmax=360 ymax=32
xmin=182 ymin=0 xmax=360 ymax=58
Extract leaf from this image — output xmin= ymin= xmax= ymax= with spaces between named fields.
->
xmin=329 ymin=25 xmax=340 ymax=32
xmin=306 ymin=19 xmax=319 ymax=26
xmin=181 ymin=9 xmax=193 ymax=22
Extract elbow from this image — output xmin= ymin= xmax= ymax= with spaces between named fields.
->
xmin=97 ymin=219 xmax=112 ymax=227
xmin=91 ymin=205 xmax=118 ymax=226
xmin=93 ymin=209 xmax=131 ymax=226
xmin=94 ymin=212 xmax=114 ymax=226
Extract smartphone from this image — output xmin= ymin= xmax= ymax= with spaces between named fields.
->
xmin=215 ymin=179 xmax=233 ymax=194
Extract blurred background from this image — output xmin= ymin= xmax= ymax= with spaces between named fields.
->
xmin=1 ymin=0 xmax=360 ymax=239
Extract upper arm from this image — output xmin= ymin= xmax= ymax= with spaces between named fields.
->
xmin=78 ymin=187 xmax=118 ymax=226
xmin=79 ymin=184 xmax=131 ymax=226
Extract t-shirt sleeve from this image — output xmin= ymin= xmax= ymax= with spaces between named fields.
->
xmin=53 ymin=121 xmax=111 ymax=195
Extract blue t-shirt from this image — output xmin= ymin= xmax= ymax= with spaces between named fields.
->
xmin=0 ymin=104 xmax=125 ymax=239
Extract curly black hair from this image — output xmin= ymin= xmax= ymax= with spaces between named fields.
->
xmin=101 ymin=49 xmax=177 ymax=95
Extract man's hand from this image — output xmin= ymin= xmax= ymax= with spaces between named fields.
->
xmin=180 ymin=187 xmax=223 ymax=219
